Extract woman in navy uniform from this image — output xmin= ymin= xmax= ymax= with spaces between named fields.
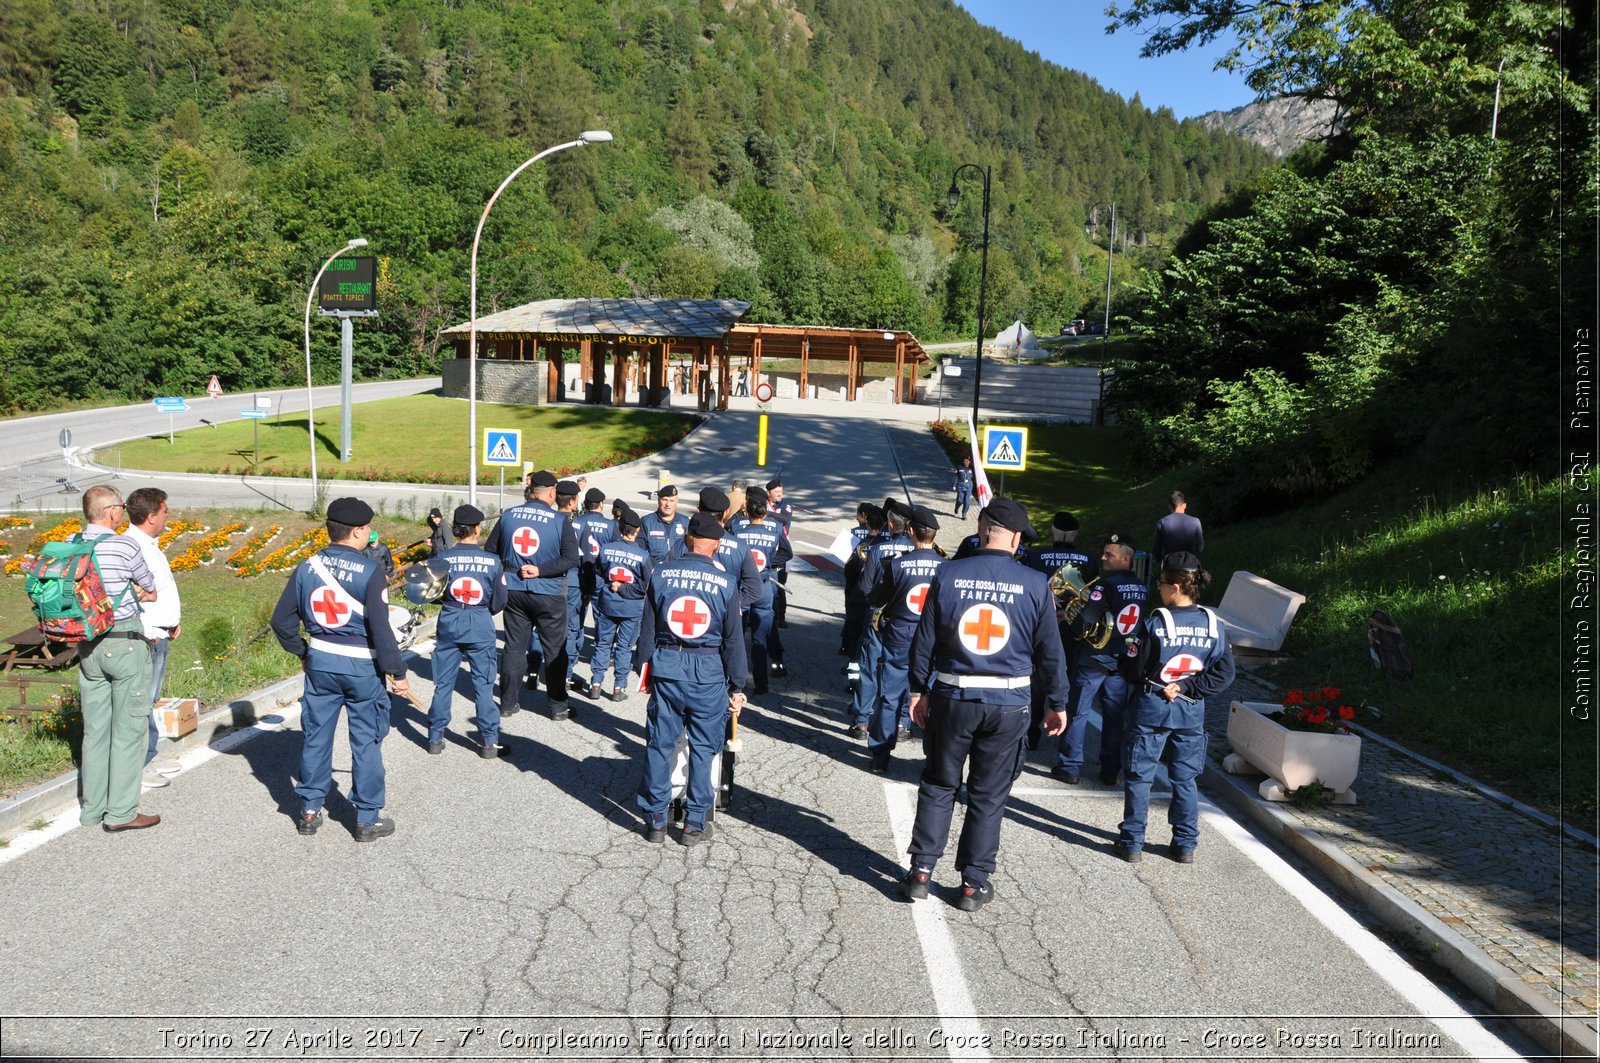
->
xmin=901 ymin=498 xmax=1069 ymax=910
xmin=573 ymin=487 xmax=615 ymax=642
xmin=635 ymin=511 xmax=748 ymax=845
xmin=426 ymin=505 xmax=509 ymax=758
xmin=271 ymin=497 xmax=410 ymax=842
xmin=952 ymin=456 xmax=975 ymax=519
xmin=764 ymin=478 xmax=793 ymax=632
xmin=588 ymin=507 xmax=651 ymax=701
xmin=839 ymin=503 xmax=882 ymax=659
xmin=867 ymin=505 xmax=945 ymax=772
xmin=1115 ymin=551 xmax=1235 ymax=864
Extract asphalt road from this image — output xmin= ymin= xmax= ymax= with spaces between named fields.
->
xmin=0 ymin=399 xmax=1536 ymax=1061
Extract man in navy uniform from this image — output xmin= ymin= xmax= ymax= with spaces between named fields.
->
xmin=694 ymin=486 xmax=763 ymax=610
xmin=1116 ymin=551 xmax=1234 ymax=863
xmin=764 ymin=478 xmax=794 ymax=631
xmin=839 ymin=503 xmax=883 ymax=661
xmin=952 ymin=456 xmax=975 ymax=519
xmin=588 ymin=507 xmax=651 ymax=701
xmin=635 ymin=511 xmax=748 ymax=845
xmin=573 ymin=486 xmax=615 ymax=639
xmin=1052 ymin=533 xmax=1148 ymax=785
xmin=846 ymin=499 xmax=914 ymax=739
xmin=900 ymin=498 xmax=1069 ymax=910
xmin=487 ymin=469 xmax=580 ymax=720
xmin=640 ymin=484 xmax=688 ymax=565
xmin=867 ymin=505 xmax=945 ymax=772
xmin=426 ymin=505 xmax=509 ymax=758
xmin=731 ymin=485 xmax=791 ymax=695
xmin=272 ymin=497 xmax=411 ymax=842
xmin=1151 ymin=490 xmax=1204 ymax=562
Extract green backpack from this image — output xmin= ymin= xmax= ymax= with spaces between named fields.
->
xmin=24 ymin=534 xmax=132 ymax=643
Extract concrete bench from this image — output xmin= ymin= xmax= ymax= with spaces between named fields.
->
xmin=1214 ymin=571 xmax=1305 ymax=652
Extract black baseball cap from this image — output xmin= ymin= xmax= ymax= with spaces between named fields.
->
xmin=910 ymin=505 xmax=941 ymax=531
xmin=452 ymin=504 xmax=485 ymax=525
xmin=529 ymin=470 xmax=557 ymax=488
xmin=766 ymin=478 xmax=783 ymax=491
xmin=746 ymin=485 xmax=768 ymax=505
xmin=1053 ymin=511 xmax=1079 ymax=532
xmin=584 ymin=487 xmax=605 ymax=505
xmin=617 ymin=508 xmax=642 ymax=532
xmin=885 ymin=498 xmax=914 ymax=522
xmin=657 ymin=484 xmax=679 ymax=498
xmin=556 ymin=479 xmax=580 ymax=497
xmin=982 ymin=498 xmax=1037 ymax=540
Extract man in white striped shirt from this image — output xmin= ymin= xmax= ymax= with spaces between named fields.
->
xmin=126 ymin=488 xmax=183 ymax=790
xmin=77 ymin=484 xmax=160 ymax=832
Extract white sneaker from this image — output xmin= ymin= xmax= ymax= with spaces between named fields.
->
xmin=141 ymin=768 xmax=171 ymax=790
xmin=150 ymin=759 xmax=182 ymax=777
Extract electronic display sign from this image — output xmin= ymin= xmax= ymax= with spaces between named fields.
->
xmin=317 ymin=255 xmax=376 ymax=312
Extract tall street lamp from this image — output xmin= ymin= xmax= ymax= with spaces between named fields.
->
xmin=948 ymin=163 xmax=991 ymax=430
xmin=304 ymin=236 xmax=368 ymax=510
xmin=468 ymin=130 xmax=613 ymax=506
xmin=1088 ymin=201 xmax=1116 ymax=363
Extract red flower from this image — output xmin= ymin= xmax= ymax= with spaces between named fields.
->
xmin=1338 ymin=705 xmax=1355 ymax=720
xmin=1322 ymin=685 xmax=1340 ymax=700
xmin=1284 ymin=690 xmax=1305 ymax=705
xmin=1306 ymin=708 xmax=1328 ymax=725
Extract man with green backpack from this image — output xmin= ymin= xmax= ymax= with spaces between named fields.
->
xmin=30 ymin=485 xmax=160 ymax=831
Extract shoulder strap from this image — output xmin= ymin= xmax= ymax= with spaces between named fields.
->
xmin=307 ymin=552 xmax=366 ymax=616
xmin=1154 ymin=606 xmax=1174 ymax=638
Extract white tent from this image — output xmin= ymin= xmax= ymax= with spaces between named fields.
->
xmin=990 ymin=320 xmax=1046 ymax=360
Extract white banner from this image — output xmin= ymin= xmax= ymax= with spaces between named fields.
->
xmin=967 ymin=414 xmax=995 ymax=507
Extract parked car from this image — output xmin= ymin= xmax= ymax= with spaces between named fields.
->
xmin=1084 ymin=321 xmax=1106 ymax=335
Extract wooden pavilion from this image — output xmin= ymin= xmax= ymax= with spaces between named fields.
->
xmin=439 ymin=298 xmax=928 ymax=412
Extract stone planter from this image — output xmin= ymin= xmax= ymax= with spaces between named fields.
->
xmin=1222 ymin=700 xmax=1360 ymax=804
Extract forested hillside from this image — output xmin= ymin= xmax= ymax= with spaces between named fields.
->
xmin=0 ymin=0 xmax=1271 ymax=411
xmin=1105 ymin=0 xmax=1589 ymax=508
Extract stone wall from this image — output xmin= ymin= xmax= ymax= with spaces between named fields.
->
xmin=440 ymin=359 xmax=549 ymax=405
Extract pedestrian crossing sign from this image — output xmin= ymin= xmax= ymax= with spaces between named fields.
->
xmin=482 ymin=429 xmax=521 ymax=466
xmin=982 ymin=426 xmax=1028 ymax=471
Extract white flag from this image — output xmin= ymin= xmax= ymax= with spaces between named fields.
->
xmin=967 ymin=414 xmax=994 ymax=508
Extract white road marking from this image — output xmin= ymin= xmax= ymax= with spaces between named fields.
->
xmin=883 ymin=782 xmax=992 ymax=1062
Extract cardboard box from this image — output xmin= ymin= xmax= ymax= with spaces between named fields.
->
xmin=155 ymin=697 xmax=199 ymax=739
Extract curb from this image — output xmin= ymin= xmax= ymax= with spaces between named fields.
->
xmin=1202 ymin=760 xmax=1598 ymax=1059
xmin=0 ymin=616 xmax=439 ymax=840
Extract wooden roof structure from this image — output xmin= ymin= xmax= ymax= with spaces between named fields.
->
xmin=439 ymin=298 xmax=927 ymax=411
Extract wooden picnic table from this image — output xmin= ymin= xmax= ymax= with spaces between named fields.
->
xmin=0 ymin=627 xmax=79 ymax=674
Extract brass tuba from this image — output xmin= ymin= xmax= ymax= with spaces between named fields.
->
xmin=1049 ymin=564 xmax=1114 ymax=649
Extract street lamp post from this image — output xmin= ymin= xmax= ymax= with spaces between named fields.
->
xmin=948 ymin=163 xmax=991 ymax=430
xmin=304 ymin=236 xmax=368 ymax=511
xmin=1089 ymin=201 xmax=1116 ymax=363
xmin=468 ymin=130 xmax=613 ymax=506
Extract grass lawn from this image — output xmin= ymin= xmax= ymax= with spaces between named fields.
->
xmin=0 ymin=508 xmax=437 ymax=804
xmin=102 ymin=396 xmax=700 ymax=486
xmin=928 ymin=420 xmax=1578 ymax=819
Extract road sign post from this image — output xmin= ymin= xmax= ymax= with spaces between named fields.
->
xmin=153 ymin=396 xmax=189 ymax=444
xmin=981 ymin=425 xmax=1028 ymax=472
xmin=483 ymin=429 xmax=521 ymax=511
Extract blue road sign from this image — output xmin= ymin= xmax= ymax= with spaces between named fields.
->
xmin=239 ymin=409 xmax=268 ymax=419
xmin=153 ymin=397 xmax=189 ymax=413
xmin=981 ymin=425 xmax=1028 ymax=471
xmin=483 ymin=429 xmax=521 ymax=466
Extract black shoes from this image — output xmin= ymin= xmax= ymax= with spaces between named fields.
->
xmin=296 ymin=810 xmax=323 ymax=836
xmin=427 ymin=740 xmax=445 ymax=755
xmin=353 ymin=817 xmax=396 ymax=843
xmin=846 ymin=724 xmax=868 ymax=740
xmin=1050 ymin=767 xmax=1081 ymax=785
xmin=896 ymin=726 xmax=912 ymax=741
xmin=479 ymin=742 xmax=508 ymax=759
xmin=899 ymin=866 xmax=932 ymax=901
xmin=770 ymin=661 xmax=787 ymax=677
xmin=1170 ymin=845 xmax=1195 ymax=864
xmin=569 ymin=676 xmax=591 ymax=697
xmin=956 ymin=881 xmax=994 ymax=912
xmin=752 ymin=683 xmax=769 ymax=696
xmin=681 ymin=821 xmax=713 ymax=846
xmin=1100 ymin=768 xmax=1120 ymax=785
xmin=501 ymin=705 xmax=521 ymax=718
xmin=869 ymin=760 xmax=890 ymax=775
xmin=1112 ymin=842 xmax=1143 ymax=863
xmin=549 ymin=701 xmax=571 ymax=721
xmin=644 ymin=821 xmax=666 ymax=843
xmin=608 ymin=688 xmax=628 ymax=703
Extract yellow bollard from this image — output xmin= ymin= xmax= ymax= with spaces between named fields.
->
xmin=757 ymin=413 xmax=768 ymax=467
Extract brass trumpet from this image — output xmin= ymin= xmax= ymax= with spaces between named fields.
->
xmin=1049 ymin=564 xmax=1114 ymax=649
